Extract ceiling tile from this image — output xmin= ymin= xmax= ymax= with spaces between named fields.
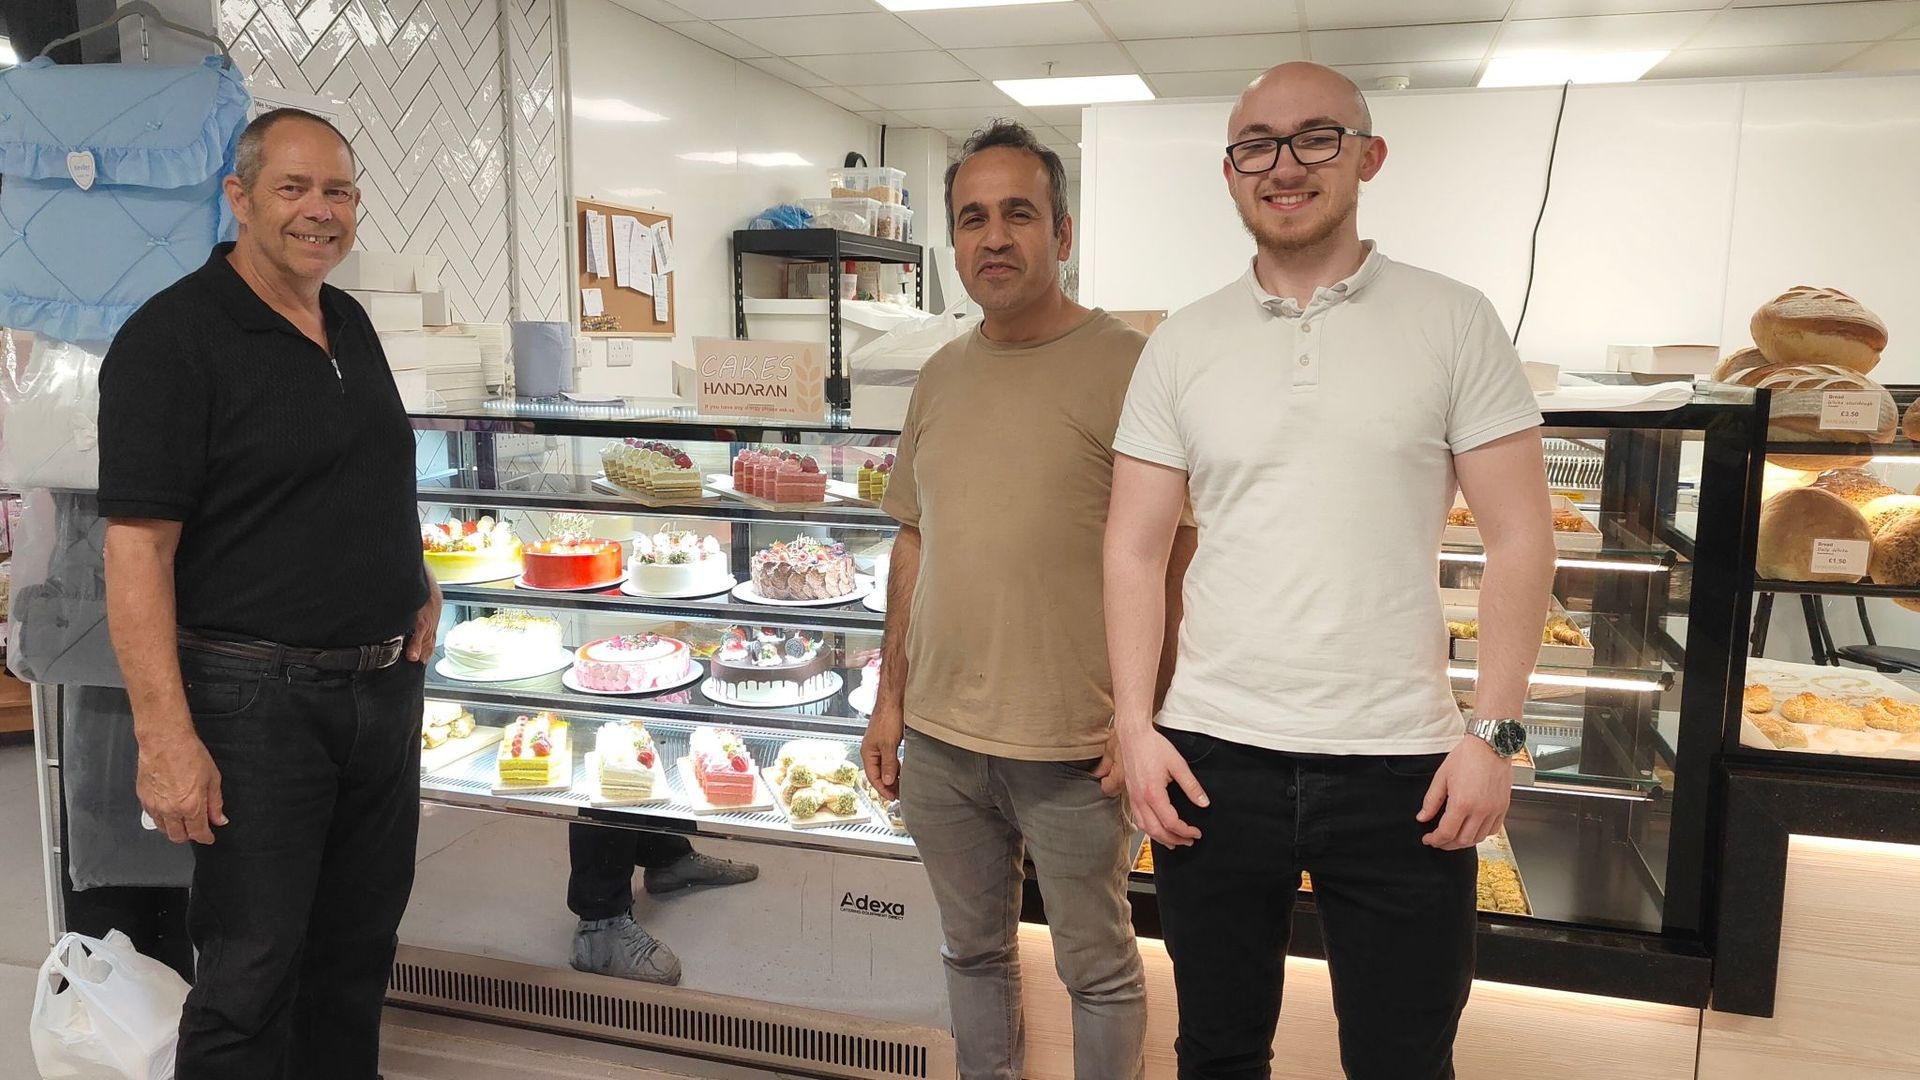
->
xmin=1148 ymin=69 xmax=1268 ymax=98
xmin=1838 ymin=36 xmax=1920 ymax=64
xmin=1303 ymin=0 xmax=1510 ymax=29
xmin=793 ymin=50 xmax=976 ymax=84
xmin=606 ymin=0 xmax=697 ymax=21
xmin=1511 ymin=0 xmax=1723 ymax=15
xmin=851 ymin=81 xmax=1019 ymax=110
xmin=1027 ymin=105 xmax=1088 ymax=125
xmin=744 ymin=55 xmax=832 ymax=87
xmin=669 ymin=0 xmax=872 ymax=17
xmin=1336 ymin=59 xmax=1484 ymax=89
xmin=949 ymin=42 xmax=1138 ymax=80
xmin=1127 ymin=34 xmax=1306 ymax=73
xmin=1494 ymin=11 xmax=1718 ymax=53
xmin=1311 ymin=22 xmax=1502 ymax=65
xmin=899 ymin=5 xmax=1109 ymax=49
xmin=806 ymin=85 xmax=882 ymax=113
xmin=1688 ymin=2 xmax=1920 ymax=48
xmin=1092 ymin=0 xmax=1299 ymax=39
xmin=664 ymin=19 xmax=771 ymax=58
xmin=895 ymin=106 xmax=1037 ymax=129
xmin=1647 ymin=41 xmax=1865 ymax=77
xmin=715 ymin=13 xmax=934 ymax=56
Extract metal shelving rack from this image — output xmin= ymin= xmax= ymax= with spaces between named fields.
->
xmin=731 ymin=229 xmax=925 ymax=408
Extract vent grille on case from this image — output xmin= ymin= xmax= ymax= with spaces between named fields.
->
xmin=391 ymin=955 xmax=942 ymax=1079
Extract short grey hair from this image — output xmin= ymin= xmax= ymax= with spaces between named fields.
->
xmin=234 ymin=108 xmax=355 ymax=188
xmin=944 ymin=120 xmax=1070 ymax=232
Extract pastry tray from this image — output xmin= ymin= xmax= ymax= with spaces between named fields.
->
xmin=420 ymin=723 xmax=502 ymax=773
xmin=590 ymin=474 xmax=718 ymax=508
xmin=581 ymin=750 xmax=673 ymax=807
xmin=1445 ymin=494 xmax=1602 ymax=553
xmin=761 ymin=767 xmax=871 ymax=830
xmin=1741 ymin=657 xmax=1920 ymax=760
xmin=705 ymin=474 xmax=843 ymax=511
xmin=1444 ymin=588 xmax=1596 ymax=668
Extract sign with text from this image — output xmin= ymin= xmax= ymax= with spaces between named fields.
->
xmin=693 ymin=337 xmax=827 ymax=422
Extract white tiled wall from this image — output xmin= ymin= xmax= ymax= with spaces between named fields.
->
xmin=220 ymin=0 xmax=566 ymax=323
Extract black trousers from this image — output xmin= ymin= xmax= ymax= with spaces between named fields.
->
xmin=172 ymin=646 xmax=425 ymax=1080
xmin=566 ymin=823 xmax=694 ymax=921
xmin=1153 ymin=728 xmax=1477 ymax=1080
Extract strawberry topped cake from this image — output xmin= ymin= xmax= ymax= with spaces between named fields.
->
xmin=602 ymin=439 xmax=702 ymax=497
xmin=628 ymin=529 xmax=730 ymax=596
xmin=523 ymin=513 xmax=622 ymax=589
xmin=751 ymin=537 xmax=857 ymax=601
xmin=731 ymin=449 xmax=829 ymax=503
xmin=858 ymin=454 xmax=895 ymax=502
xmin=572 ymin=632 xmax=695 ymax=692
xmin=496 ymin=713 xmax=568 ymax=787
xmin=593 ymin=720 xmax=660 ymax=800
xmin=688 ymin=726 xmax=758 ymax=806
xmin=421 ymin=516 xmax=523 ymax=583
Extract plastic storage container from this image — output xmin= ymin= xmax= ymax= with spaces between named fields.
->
xmin=801 ymin=196 xmax=882 ymax=235
xmin=874 ymin=204 xmax=914 ymax=243
xmin=829 ymin=166 xmax=906 ymax=205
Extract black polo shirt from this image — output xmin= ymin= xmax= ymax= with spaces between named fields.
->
xmin=98 ymin=242 xmax=428 ymax=648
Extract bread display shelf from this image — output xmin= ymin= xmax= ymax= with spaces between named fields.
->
xmin=1740 ymin=657 xmax=1920 ymax=761
xmin=1754 ymin=579 xmax=1920 ymax=598
xmin=1444 ymin=589 xmax=1596 ymax=668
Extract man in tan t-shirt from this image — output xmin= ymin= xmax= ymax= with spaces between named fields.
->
xmin=862 ymin=120 xmax=1193 ymax=1080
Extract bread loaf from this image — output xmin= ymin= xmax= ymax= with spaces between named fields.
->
xmin=1904 ymin=395 xmax=1920 ymax=443
xmin=1751 ymin=286 xmax=1887 ymax=373
xmin=1756 ymin=487 xmax=1872 ymax=583
xmin=1712 ymin=346 xmax=1770 ymax=384
xmin=1869 ymin=511 xmax=1920 ymax=612
xmin=1862 ymin=494 xmax=1920 ymax=536
xmin=1726 ymin=363 xmax=1895 ymax=468
xmin=1762 ymin=462 xmax=1817 ymax=502
xmin=1810 ymin=468 xmax=1898 ymax=508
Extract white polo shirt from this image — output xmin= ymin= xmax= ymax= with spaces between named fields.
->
xmin=1114 ymin=243 xmax=1542 ymax=755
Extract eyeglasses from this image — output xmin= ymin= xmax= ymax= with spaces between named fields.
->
xmin=1226 ymin=127 xmax=1371 ymax=174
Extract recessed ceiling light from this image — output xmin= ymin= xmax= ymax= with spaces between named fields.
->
xmin=876 ymin=0 xmax=1071 ymax=11
xmin=994 ymin=74 xmax=1154 ymax=107
xmin=1477 ymin=52 xmax=1668 ymax=88
xmin=572 ymin=96 xmax=666 ymax=123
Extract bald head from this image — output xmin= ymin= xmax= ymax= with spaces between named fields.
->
xmin=1229 ymin=62 xmax=1372 ymax=142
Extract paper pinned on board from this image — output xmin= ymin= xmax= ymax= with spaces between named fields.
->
xmin=612 ymin=216 xmax=638 ymax=289
xmin=652 ymin=220 xmax=675 ymax=275
xmin=584 ymin=210 xmax=610 ymax=276
xmin=653 ymin=274 xmax=669 ymax=323
xmin=582 ymin=288 xmax=604 ymax=317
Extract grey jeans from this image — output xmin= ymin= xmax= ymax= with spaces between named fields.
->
xmin=900 ymin=729 xmax=1147 ymax=1080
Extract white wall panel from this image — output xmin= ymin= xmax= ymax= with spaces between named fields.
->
xmin=565 ymin=0 xmax=878 ymax=396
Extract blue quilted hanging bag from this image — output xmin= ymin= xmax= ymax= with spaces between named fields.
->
xmin=0 ymin=54 xmax=251 ymax=344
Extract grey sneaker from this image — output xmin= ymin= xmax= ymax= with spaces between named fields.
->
xmin=644 ymin=851 xmax=760 ymax=896
xmin=571 ymin=914 xmax=682 ymax=985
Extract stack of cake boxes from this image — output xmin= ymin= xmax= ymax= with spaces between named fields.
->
xmin=327 ymin=251 xmax=502 ymax=407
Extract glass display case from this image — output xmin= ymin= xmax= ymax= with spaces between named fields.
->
xmin=397 ymin=389 xmax=1763 ymax=1058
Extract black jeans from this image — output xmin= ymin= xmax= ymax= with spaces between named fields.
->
xmin=1153 ymin=727 xmax=1477 ymax=1080
xmin=172 ymin=645 xmax=425 ymax=1080
xmin=566 ymin=823 xmax=694 ymax=920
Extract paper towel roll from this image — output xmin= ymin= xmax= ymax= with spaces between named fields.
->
xmin=510 ymin=321 xmax=575 ymax=397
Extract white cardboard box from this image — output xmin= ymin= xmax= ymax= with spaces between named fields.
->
xmin=381 ymin=330 xmax=482 ymax=372
xmin=420 ymin=291 xmax=453 ymax=326
xmin=328 ymin=251 xmax=420 ymax=292
xmin=1608 ymin=343 xmax=1718 ymax=375
xmin=348 ymin=290 xmax=424 ymax=332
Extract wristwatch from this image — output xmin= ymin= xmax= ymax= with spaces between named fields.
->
xmin=1468 ymin=717 xmax=1528 ymax=759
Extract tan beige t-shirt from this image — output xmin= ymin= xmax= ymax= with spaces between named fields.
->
xmin=883 ymin=310 xmax=1147 ymax=761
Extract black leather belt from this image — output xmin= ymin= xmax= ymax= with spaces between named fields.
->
xmin=178 ymin=629 xmax=407 ymax=673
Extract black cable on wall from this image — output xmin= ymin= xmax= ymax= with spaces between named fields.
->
xmin=1512 ymin=79 xmax=1572 ymax=349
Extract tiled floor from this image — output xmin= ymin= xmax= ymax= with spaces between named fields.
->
xmin=0 ymin=744 xmax=794 ymax=1079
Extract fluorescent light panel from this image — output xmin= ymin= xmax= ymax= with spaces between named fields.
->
xmin=1477 ymin=51 xmax=1667 ymax=88
xmin=995 ymin=74 xmax=1153 ymax=107
xmin=877 ymin=0 xmax=1069 ymax=10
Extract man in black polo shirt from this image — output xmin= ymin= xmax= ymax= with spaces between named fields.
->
xmin=100 ymin=108 xmax=436 ymax=1080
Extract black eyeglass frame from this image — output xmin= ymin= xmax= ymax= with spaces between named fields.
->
xmin=1225 ymin=126 xmax=1373 ymax=173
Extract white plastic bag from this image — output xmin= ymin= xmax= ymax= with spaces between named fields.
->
xmin=31 ymin=930 xmax=189 ymax=1080
xmin=0 ymin=328 xmax=105 ymax=492
xmin=847 ymin=311 xmax=977 ymax=428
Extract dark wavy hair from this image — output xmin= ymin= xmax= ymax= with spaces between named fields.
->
xmin=943 ymin=119 xmax=1069 ymax=233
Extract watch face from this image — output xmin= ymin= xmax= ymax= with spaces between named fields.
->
xmin=1491 ymin=719 xmax=1528 ymax=757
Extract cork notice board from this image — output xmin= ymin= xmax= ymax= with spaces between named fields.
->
xmin=576 ymin=197 xmax=676 ymax=337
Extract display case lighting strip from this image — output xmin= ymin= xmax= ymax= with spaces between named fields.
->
xmin=1439 ymin=551 xmax=1661 ymax=573
xmin=1449 ymin=667 xmax=1664 ymax=693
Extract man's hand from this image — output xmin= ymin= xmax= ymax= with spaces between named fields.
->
xmin=1119 ymin=722 xmax=1207 ymax=848
xmin=1092 ymin=728 xmax=1125 ymax=799
xmin=862 ymin=702 xmax=905 ymax=801
xmin=1416 ymin=736 xmax=1512 ymax=850
xmin=137 ymin=728 xmax=227 ymax=845
xmin=406 ymin=575 xmax=443 ymax=662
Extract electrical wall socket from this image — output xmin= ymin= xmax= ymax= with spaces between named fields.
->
xmin=607 ymin=338 xmax=635 ymax=368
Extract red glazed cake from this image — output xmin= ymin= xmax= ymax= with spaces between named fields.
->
xmin=524 ymin=538 xmax=622 ymax=588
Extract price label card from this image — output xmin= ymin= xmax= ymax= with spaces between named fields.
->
xmin=1811 ymin=538 xmax=1870 ymax=577
xmin=1820 ymin=391 xmax=1881 ymax=432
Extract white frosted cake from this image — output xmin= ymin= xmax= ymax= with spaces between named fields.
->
xmin=628 ymin=530 xmax=729 ymax=596
xmin=594 ymin=720 xmax=660 ymax=799
xmin=443 ymin=611 xmax=563 ymax=677
xmin=573 ymin=633 xmax=695 ymax=692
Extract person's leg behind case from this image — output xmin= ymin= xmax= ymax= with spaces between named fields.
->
xmin=173 ymin=651 xmax=340 ymax=1080
xmin=568 ymin=823 xmax=648 ymax=921
xmin=898 ymin=730 xmax=1027 ymax=1080
xmin=1301 ymin=754 xmax=1476 ymax=1080
xmin=286 ymin=659 xmax=426 ymax=1080
xmin=1000 ymin=755 xmax=1146 ymax=1080
xmin=1153 ymin=729 xmax=1302 ymax=1080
